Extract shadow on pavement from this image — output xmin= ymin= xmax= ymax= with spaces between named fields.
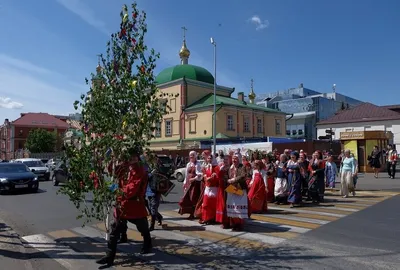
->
xmin=0 ymin=189 xmax=47 ymax=196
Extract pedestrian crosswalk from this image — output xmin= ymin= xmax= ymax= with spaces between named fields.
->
xmin=21 ymin=190 xmax=398 ymax=269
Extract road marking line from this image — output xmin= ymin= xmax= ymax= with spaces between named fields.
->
xmin=268 ymin=210 xmax=340 ymax=221
xmin=267 ymin=206 xmax=346 ymax=217
xmin=165 ymin=209 xmax=310 ymax=234
xmin=258 ymin=213 xmax=330 ymax=225
xmin=323 ymin=195 xmax=383 ymax=204
xmin=160 ymin=214 xmax=288 ymax=245
xmin=22 ymin=233 xmax=106 ymax=270
xmin=273 ymin=204 xmax=359 ymax=213
xmin=250 ymin=214 xmax=321 ymax=229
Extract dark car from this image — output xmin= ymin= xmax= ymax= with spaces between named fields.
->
xmin=156 ymin=155 xmax=174 ymax=178
xmin=51 ymin=161 xmax=70 ymax=186
xmin=0 ymin=163 xmax=39 ymax=194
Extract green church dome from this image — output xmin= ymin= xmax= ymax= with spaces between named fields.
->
xmin=156 ymin=64 xmax=214 ymax=85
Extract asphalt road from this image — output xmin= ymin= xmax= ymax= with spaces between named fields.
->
xmin=266 ymin=194 xmax=400 ymax=270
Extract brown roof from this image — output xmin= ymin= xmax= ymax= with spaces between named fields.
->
xmin=381 ymin=104 xmax=400 ymax=110
xmin=12 ymin=113 xmax=70 ymax=129
xmin=317 ymin=102 xmax=400 ymax=125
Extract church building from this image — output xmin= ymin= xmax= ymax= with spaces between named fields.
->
xmin=150 ymin=31 xmax=287 ymax=150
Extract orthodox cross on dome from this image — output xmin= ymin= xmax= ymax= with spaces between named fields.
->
xmin=182 ymin=26 xmax=187 ymax=41
xmin=249 ymin=78 xmax=256 ymax=104
xmin=179 ymin=26 xmax=190 ymax=65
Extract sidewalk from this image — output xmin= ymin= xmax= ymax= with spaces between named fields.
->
xmin=345 ymin=173 xmax=400 ymax=191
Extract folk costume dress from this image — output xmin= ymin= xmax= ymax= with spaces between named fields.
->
xmin=178 ymin=161 xmax=203 ymax=217
xmin=247 ymin=169 xmax=267 ymax=214
xmin=226 ymin=163 xmax=248 ymax=229
xmin=274 ymin=162 xmax=289 ymax=204
xmin=308 ymin=159 xmax=326 ymax=202
xmin=265 ymin=162 xmax=275 ymax=203
xmin=201 ymin=163 xmax=220 ymax=223
xmin=287 ymin=160 xmax=302 ymax=205
xmin=215 ymin=163 xmax=230 ymax=226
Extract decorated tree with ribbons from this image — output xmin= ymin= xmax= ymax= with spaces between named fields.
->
xmin=58 ymin=2 xmax=175 ymax=235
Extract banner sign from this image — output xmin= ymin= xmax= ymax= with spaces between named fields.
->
xmin=216 ymin=142 xmax=273 ymax=156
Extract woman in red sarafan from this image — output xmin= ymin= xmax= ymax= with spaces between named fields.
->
xmin=200 ymin=155 xmax=220 ymax=225
xmin=178 ymin=151 xmax=203 ymax=219
xmin=263 ymin=154 xmax=276 ymax=203
xmin=248 ymin=160 xmax=267 ymax=214
xmin=215 ymin=155 xmax=230 ymax=228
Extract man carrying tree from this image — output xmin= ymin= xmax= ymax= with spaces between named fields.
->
xmin=97 ymin=148 xmax=152 ymax=267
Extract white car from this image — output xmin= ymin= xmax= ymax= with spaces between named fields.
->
xmin=172 ymin=160 xmax=204 ymax=182
xmin=14 ymin=158 xmax=50 ymax=181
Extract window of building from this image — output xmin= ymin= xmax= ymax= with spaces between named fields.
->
xmin=227 ymin=115 xmax=234 ymax=131
xmin=165 ymin=119 xmax=172 ymax=137
xmin=257 ymin=118 xmax=263 ymax=133
xmin=189 ymin=117 xmax=196 ymax=134
xmin=155 ymin=122 xmax=161 ymax=137
xmin=298 ymin=129 xmax=304 ymax=135
xmin=286 ymin=130 xmax=291 ymax=136
xmin=169 ymin=98 xmax=176 ymax=113
xmin=243 ymin=116 xmax=250 ymax=132
xmin=275 ymin=119 xmax=282 ymax=135
xmin=292 ymin=130 xmax=297 ymax=135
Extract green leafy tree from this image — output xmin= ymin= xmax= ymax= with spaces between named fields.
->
xmin=25 ymin=129 xmax=57 ymax=153
xmin=58 ymin=2 xmax=176 ymax=233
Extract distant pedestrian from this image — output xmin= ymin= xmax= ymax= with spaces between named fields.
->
xmin=368 ymin=146 xmax=381 ymax=178
xmin=386 ymin=144 xmax=397 ymax=179
xmin=339 ymin=149 xmax=356 ymax=198
xmin=325 ymin=152 xmax=338 ymax=188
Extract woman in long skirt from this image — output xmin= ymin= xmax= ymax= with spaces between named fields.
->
xmin=308 ymin=151 xmax=326 ymax=203
xmin=274 ymin=154 xmax=288 ymax=205
xmin=287 ymin=151 xmax=302 ymax=208
xmin=248 ymin=160 xmax=267 ymax=213
xmin=200 ymin=155 xmax=220 ymax=224
xmin=215 ymin=156 xmax=230 ymax=228
xmin=339 ymin=149 xmax=356 ymax=198
xmin=178 ymin=151 xmax=203 ymax=219
xmin=263 ymin=155 xmax=275 ymax=203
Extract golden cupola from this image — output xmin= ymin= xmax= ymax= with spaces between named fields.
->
xmin=179 ymin=27 xmax=190 ymax=65
xmin=249 ymin=79 xmax=256 ymax=104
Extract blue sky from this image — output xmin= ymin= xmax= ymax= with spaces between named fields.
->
xmin=1 ymin=0 xmax=399 ymax=121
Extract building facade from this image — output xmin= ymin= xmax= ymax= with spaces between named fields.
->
xmin=256 ymin=84 xmax=363 ymax=140
xmin=0 ymin=113 xmax=70 ymax=160
xmin=316 ymin=102 xmax=400 ymax=151
xmin=149 ymin=36 xmax=287 ymax=151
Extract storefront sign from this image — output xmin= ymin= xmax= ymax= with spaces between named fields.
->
xmin=216 ymin=142 xmax=273 ymax=156
xmin=340 ymin=132 xmax=364 ymax=140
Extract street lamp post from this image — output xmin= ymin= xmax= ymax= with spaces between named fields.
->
xmin=210 ymin=37 xmax=217 ymax=155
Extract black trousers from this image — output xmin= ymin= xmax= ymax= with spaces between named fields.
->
xmin=107 ymin=218 xmax=151 ymax=260
xmin=148 ymin=193 xmax=163 ymax=222
xmin=387 ymin=162 xmax=397 ymax=178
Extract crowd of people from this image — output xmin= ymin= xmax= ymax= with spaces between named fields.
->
xmin=177 ymin=147 xmax=361 ymax=233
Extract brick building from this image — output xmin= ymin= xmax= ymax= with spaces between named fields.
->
xmin=0 ymin=113 xmax=70 ymax=160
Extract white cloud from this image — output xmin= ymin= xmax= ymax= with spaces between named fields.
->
xmin=56 ymin=0 xmax=109 ymax=34
xmin=248 ymin=15 xmax=269 ymax=31
xmin=0 ymin=97 xmax=23 ymax=109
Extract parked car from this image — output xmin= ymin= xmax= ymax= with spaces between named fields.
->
xmin=0 ymin=163 xmax=39 ymax=194
xmin=156 ymin=155 xmax=175 ymax=178
xmin=46 ymin=158 xmax=61 ymax=170
xmin=14 ymin=158 xmax=50 ymax=181
xmin=51 ymin=161 xmax=70 ymax=186
xmin=172 ymin=160 xmax=204 ymax=182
